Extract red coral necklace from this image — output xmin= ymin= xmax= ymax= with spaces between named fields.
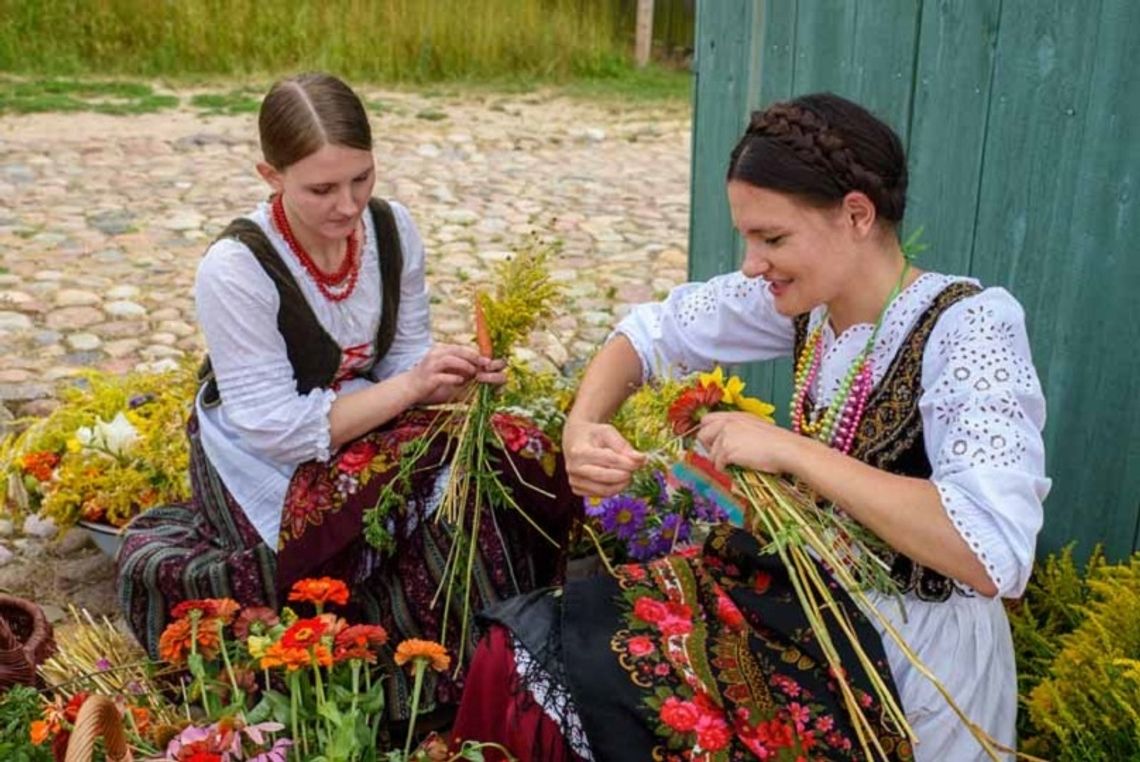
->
xmin=271 ymin=194 xmax=360 ymax=302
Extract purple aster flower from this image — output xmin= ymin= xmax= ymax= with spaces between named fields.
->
xmin=657 ymin=513 xmax=692 ymax=548
xmin=627 ymin=531 xmax=660 ymax=561
xmin=95 ymin=657 xmax=112 ymax=671
xmin=692 ymin=491 xmax=729 ymax=523
xmin=584 ymin=496 xmax=606 ymax=518
xmin=600 ymin=495 xmax=648 ymax=541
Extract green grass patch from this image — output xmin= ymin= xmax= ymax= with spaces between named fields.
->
xmin=189 ymin=89 xmax=260 ymax=115
xmin=559 ymin=65 xmax=692 ymax=103
xmin=0 ymin=78 xmax=178 ymax=115
xmin=0 ymin=0 xmax=693 ymax=86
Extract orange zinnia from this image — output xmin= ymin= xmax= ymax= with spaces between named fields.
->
xmin=333 ymin=624 xmax=389 ymax=664
xmin=288 ymin=577 xmax=350 ymax=608
xmin=260 ymin=641 xmax=332 ymax=671
xmin=280 ymin=617 xmax=327 ymax=650
xmin=170 ymin=598 xmax=238 ymax=623
xmin=158 ymin=618 xmax=193 ymax=664
xmin=394 ymin=639 xmax=451 ymax=673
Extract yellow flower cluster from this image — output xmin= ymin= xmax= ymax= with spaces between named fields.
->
xmin=0 ymin=363 xmax=197 ymax=528
xmin=1011 ymin=545 xmax=1140 ymax=760
xmin=476 ymin=237 xmax=563 ymax=359
xmin=697 ymin=366 xmax=776 ymax=422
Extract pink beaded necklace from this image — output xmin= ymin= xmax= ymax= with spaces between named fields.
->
xmin=791 ymin=262 xmax=911 ymax=454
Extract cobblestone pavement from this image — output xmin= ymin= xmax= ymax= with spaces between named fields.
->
xmin=0 ymin=88 xmax=693 ymax=627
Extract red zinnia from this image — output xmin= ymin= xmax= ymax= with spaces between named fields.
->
xmin=667 ymin=382 xmax=723 ymax=435
xmin=333 ymin=624 xmax=389 ymax=663
xmin=281 ymin=617 xmax=327 ymax=650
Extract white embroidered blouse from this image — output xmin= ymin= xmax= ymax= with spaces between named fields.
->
xmin=193 ymin=200 xmax=433 ymax=548
xmin=613 ymin=270 xmax=1050 ymax=758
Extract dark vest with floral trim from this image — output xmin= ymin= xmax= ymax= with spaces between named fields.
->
xmin=198 ymin=198 xmax=404 ymax=408
xmin=792 ymin=280 xmax=982 ymax=602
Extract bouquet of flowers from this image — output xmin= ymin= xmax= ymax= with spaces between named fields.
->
xmin=363 ymin=241 xmax=567 ymax=662
xmin=0 ymin=364 xmax=197 ymax=529
xmin=579 ymin=367 xmax=774 ymax=565
xmin=29 ymin=579 xmax=508 ymax=761
xmin=604 ymin=365 xmax=1015 ymax=761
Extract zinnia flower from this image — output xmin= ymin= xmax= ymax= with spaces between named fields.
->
xmin=233 ymin=607 xmax=280 ymax=640
xmin=259 ymin=641 xmax=332 ymax=671
xmin=159 ymin=619 xmax=193 ymax=664
xmin=394 ymin=639 xmax=451 ymax=673
xmin=334 ymin=624 xmax=389 ymax=664
xmin=170 ymin=598 xmax=232 ymax=622
xmin=288 ymin=577 xmax=350 ymax=608
xmin=280 ymin=617 xmax=327 ymax=650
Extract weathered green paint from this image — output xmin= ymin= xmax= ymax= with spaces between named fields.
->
xmin=689 ymin=0 xmax=1140 ymax=560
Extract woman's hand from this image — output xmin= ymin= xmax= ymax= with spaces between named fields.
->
xmin=408 ymin=343 xmax=507 ymax=405
xmin=696 ymin=412 xmax=805 ymax=474
xmin=563 ymin=420 xmax=647 ymax=497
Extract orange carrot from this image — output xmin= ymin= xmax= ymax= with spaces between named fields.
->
xmin=474 ymin=297 xmax=492 ymax=358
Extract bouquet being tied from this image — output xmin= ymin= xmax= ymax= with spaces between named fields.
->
xmin=597 ymin=365 xmax=1017 ymax=761
xmin=362 ymin=240 xmax=569 ymax=664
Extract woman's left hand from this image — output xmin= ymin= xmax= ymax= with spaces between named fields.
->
xmin=696 ymin=412 xmax=805 ymax=474
xmin=473 ymin=356 xmax=508 ymax=386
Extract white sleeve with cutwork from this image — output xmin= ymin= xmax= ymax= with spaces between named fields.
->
xmin=613 ymin=271 xmax=796 ymax=381
xmin=372 ymin=201 xmax=433 ymax=380
xmin=195 ymin=241 xmax=336 ymax=465
xmin=919 ymin=288 xmax=1050 ymax=598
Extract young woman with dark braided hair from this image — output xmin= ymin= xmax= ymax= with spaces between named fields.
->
xmin=452 ymin=93 xmax=1048 ymax=760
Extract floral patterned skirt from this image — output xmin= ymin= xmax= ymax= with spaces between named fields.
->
xmin=118 ymin=409 xmax=576 ymax=718
xmin=459 ymin=524 xmax=914 ymax=761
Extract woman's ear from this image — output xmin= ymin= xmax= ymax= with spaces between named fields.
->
xmin=256 ymin=162 xmax=284 ymax=194
xmin=841 ymin=191 xmax=878 ymax=238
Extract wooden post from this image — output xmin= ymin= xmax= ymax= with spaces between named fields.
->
xmin=635 ymin=0 xmax=655 ymax=67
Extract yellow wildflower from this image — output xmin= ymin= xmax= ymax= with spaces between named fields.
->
xmin=737 ymin=395 xmax=776 ymax=422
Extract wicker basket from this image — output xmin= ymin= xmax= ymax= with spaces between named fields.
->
xmin=64 ymin=694 xmax=132 ymax=762
xmin=0 ymin=593 xmax=55 ymax=691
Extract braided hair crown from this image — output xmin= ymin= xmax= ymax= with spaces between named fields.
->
xmin=727 ymin=93 xmax=907 ymax=223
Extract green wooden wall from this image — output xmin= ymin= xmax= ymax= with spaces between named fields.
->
xmin=688 ymin=0 xmax=1140 ymax=561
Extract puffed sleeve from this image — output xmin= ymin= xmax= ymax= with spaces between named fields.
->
xmin=371 ymin=201 xmax=433 ymax=380
xmin=195 ymin=239 xmax=336 ymax=465
xmin=613 ymin=271 xmax=796 ymax=381
xmin=920 ymin=287 xmax=1051 ymax=597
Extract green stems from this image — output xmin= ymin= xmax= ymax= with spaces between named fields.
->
xmin=403 ymin=659 xmax=428 ymax=760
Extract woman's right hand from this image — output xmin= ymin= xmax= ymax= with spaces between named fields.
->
xmin=563 ymin=420 xmax=647 ymax=497
xmin=408 ymin=344 xmax=502 ymax=406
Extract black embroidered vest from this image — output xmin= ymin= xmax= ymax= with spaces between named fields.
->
xmin=792 ymin=281 xmax=982 ymax=602
xmin=198 ymin=198 xmax=404 ymax=407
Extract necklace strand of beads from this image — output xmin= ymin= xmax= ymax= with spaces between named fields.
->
xmin=791 ymin=262 xmax=911 ymax=454
xmin=271 ymin=194 xmax=361 ymax=302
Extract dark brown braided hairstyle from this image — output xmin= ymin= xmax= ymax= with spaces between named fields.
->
xmin=727 ymin=93 xmax=907 ymax=224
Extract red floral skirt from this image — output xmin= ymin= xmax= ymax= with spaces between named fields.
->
xmin=119 ymin=409 xmax=576 ymax=720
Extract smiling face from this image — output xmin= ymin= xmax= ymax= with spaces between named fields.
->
xmin=259 ymin=143 xmax=376 ymax=244
xmin=727 ymin=180 xmax=867 ymax=317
